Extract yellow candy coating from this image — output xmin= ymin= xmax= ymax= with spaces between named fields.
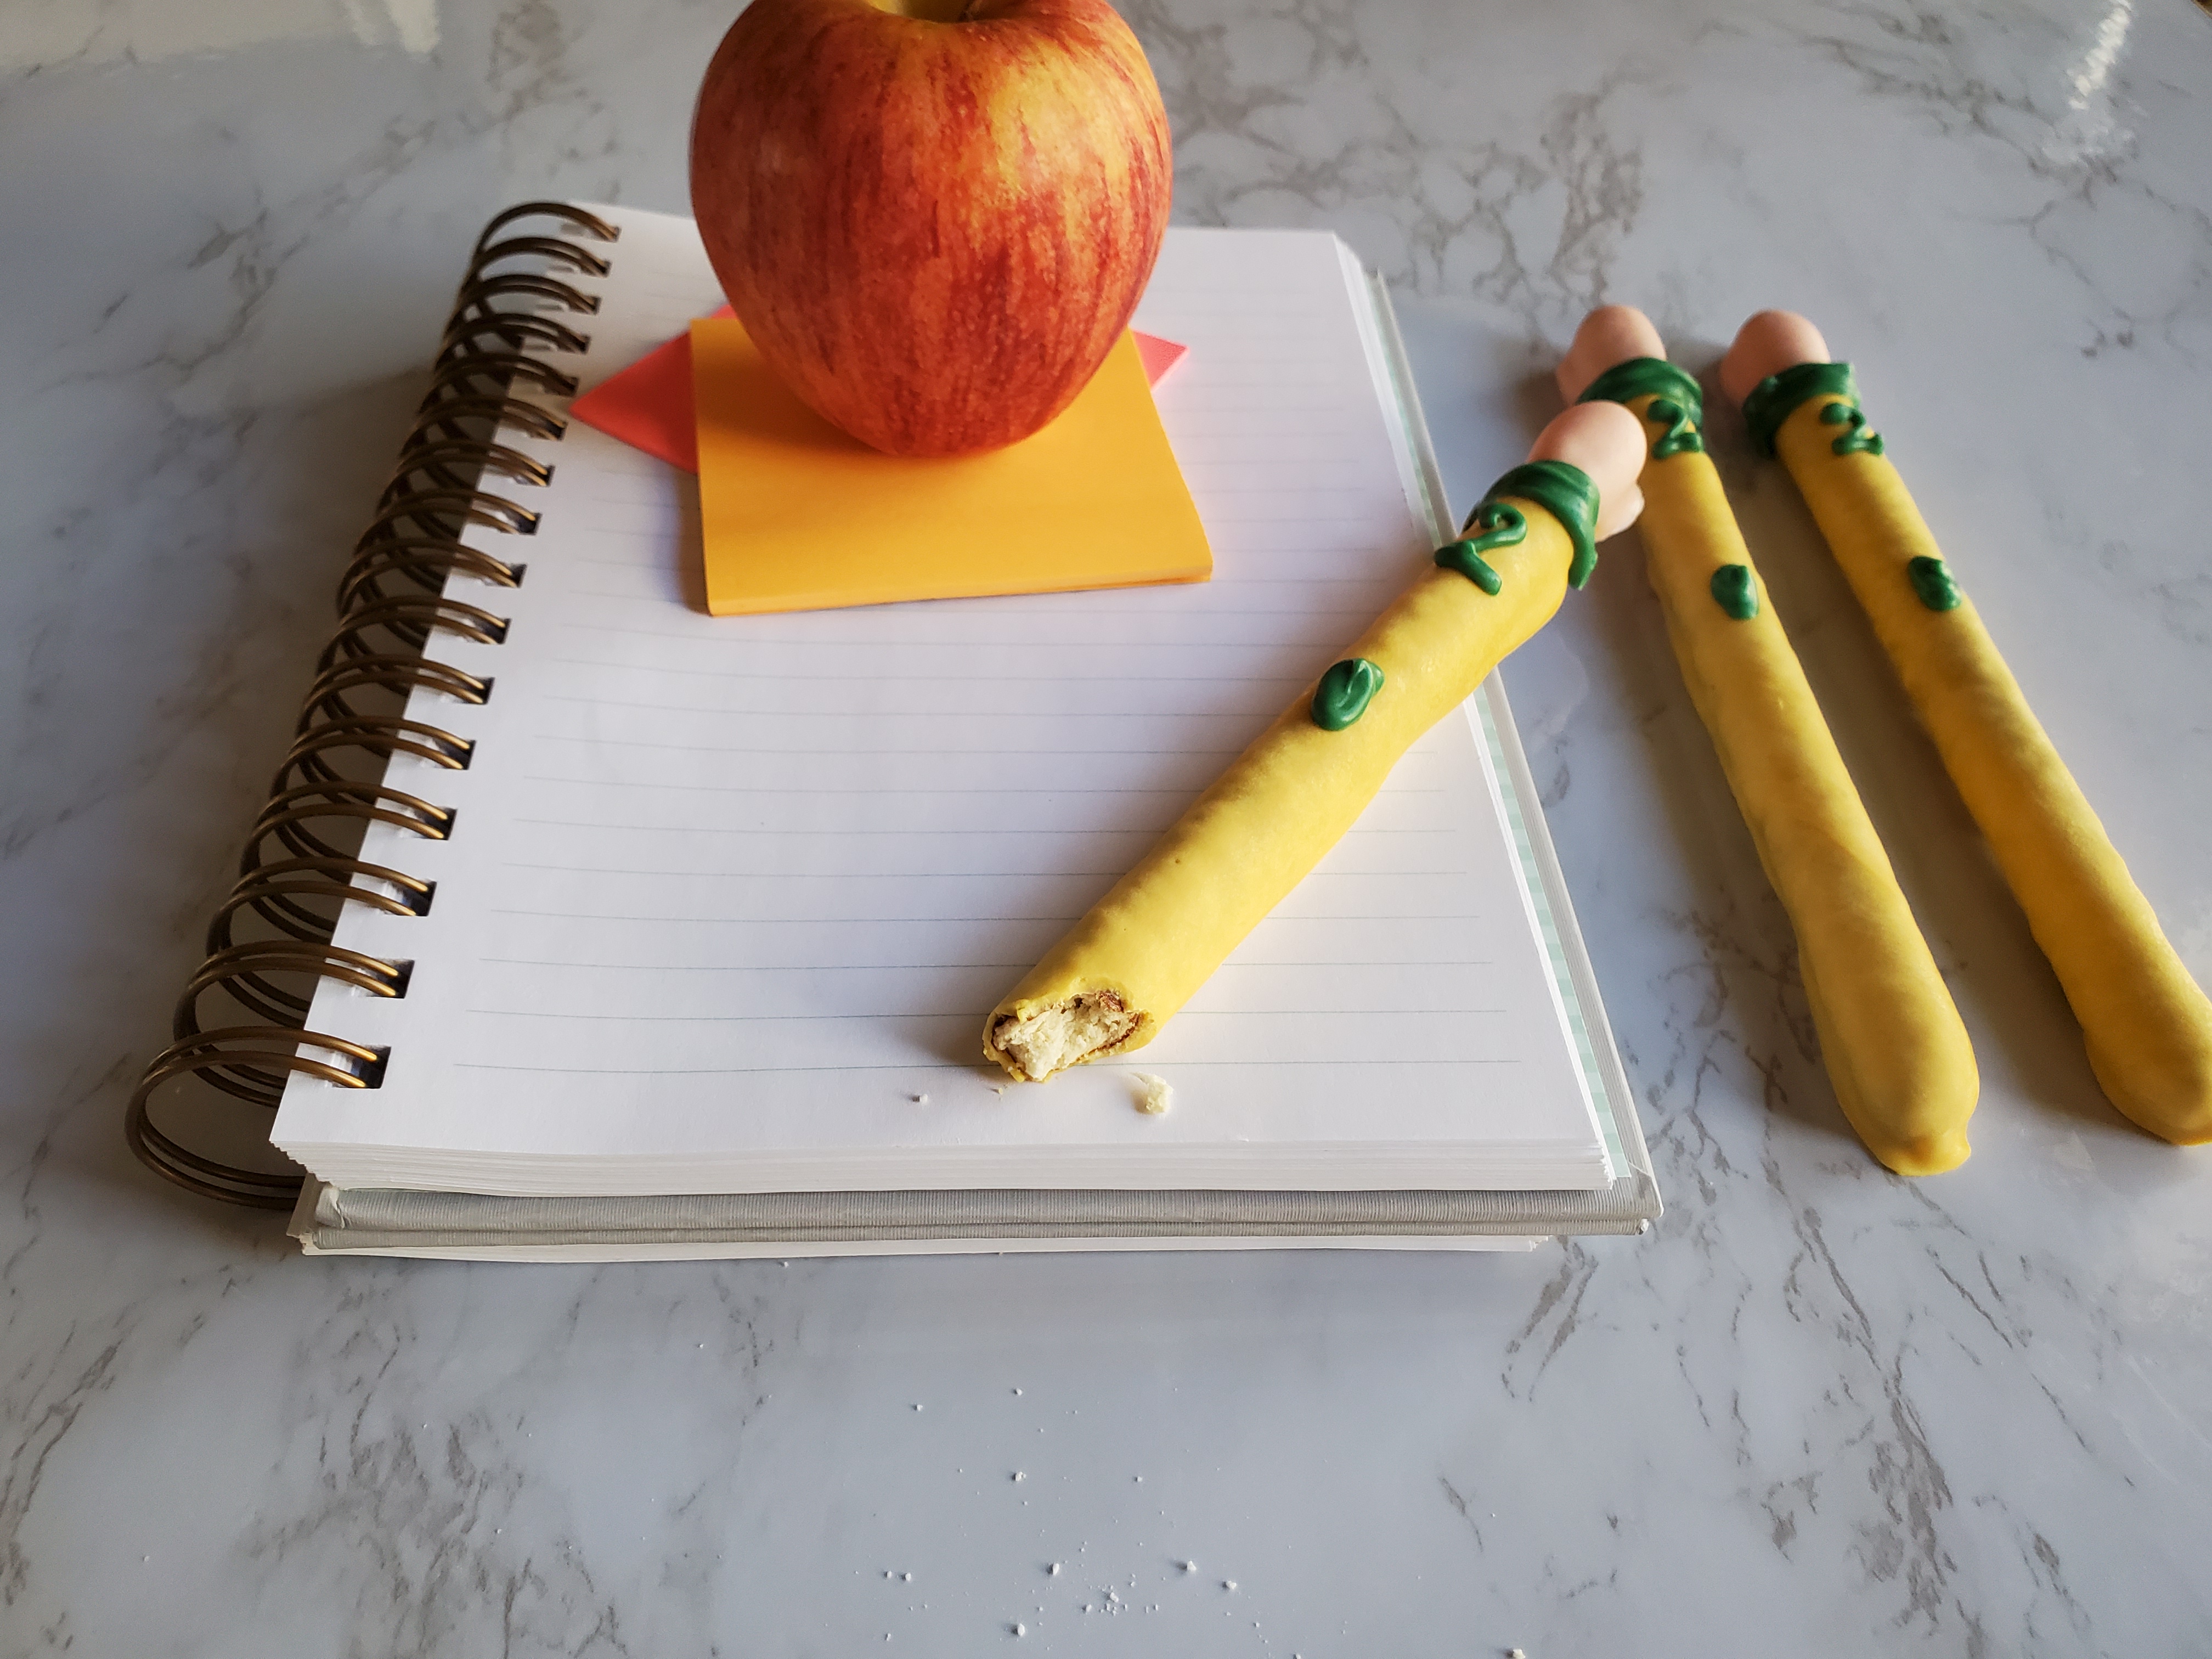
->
xmin=1773 ymin=394 xmax=2212 ymax=1145
xmin=983 ymin=505 xmax=1573 ymax=1078
xmin=1631 ymin=390 xmax=1978 ymax=1175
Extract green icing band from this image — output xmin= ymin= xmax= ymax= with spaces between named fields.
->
xmin=1312 ymin=657 xmax=1385 ymax=730
xmin=1742 ymin=360 xmax=1872 ymax=457
xmin=1820 ymin=400 xmax=1885 ymax=456
xmin=1906 ymin=555 xmax=1961 ymax=612
xmin=1471 ymin=460 xmax=1602 ymax=590
xmin=1709 ymin=563 xmax=1759 ymax=620
xmin=1434 ymin=506 xmax=1517 ymax=594
xmin=1577 ymin=358 xmax=1706 ymax=458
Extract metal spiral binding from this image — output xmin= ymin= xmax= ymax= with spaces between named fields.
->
xmin=126 ymin=201 xmax=619 ymax=1209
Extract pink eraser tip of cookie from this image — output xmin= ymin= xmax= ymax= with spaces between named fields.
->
xmin=1528 ymin=401 xmax=1646 ymax=540
xmin=1720 ymin=311 xmax=1832 ymax=407
xmin=1555 ymin=306 xmax=1667 ymax=404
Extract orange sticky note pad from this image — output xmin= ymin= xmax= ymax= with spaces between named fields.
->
xmin=690 ymin=317 xmax=1211 ymax=616
xmin=571 ymin=306 xmax=1187 ymax=475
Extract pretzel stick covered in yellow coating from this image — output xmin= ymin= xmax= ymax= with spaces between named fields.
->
xmin=1724 ymin=312 xmax=2212 ymax=1146
xmin=1563 ymin=308 xmax=1978 ymax=1175
xmin=983 ymin=403 xmax=1647 ymax=1083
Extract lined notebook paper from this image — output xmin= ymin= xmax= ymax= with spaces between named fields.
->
xmin=274 ymin=207 xmax=1613 ymax=1198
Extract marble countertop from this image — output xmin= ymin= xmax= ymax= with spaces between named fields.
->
xmin=4 ymin=0 xmax=2209 ymax=1651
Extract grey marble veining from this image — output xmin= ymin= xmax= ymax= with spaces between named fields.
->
xmin=3 ymin=0 xmax=2209 ymax=1653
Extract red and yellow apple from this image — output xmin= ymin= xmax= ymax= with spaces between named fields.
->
xmin=690 ymin=0 xmax=1172 ymax=457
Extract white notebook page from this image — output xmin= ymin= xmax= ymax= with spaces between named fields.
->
xmin=277 ymin=208 xmax=1608 ymax=1195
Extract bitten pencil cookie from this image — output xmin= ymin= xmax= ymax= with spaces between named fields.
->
xmin=1563 ymin=308 xmax=1977 ymax=1176
xmin=983 ymin=402 xmax=1647 ymax=1082
xmin=1724 ymin=311 xmax=2212 ymax=1146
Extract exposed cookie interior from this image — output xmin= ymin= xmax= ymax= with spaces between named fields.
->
xmin=988 ymin=991 xmax=1137 ymax=1082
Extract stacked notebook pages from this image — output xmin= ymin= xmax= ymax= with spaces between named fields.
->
xmin=127 ymin=202 xmax=1659 ymax=1259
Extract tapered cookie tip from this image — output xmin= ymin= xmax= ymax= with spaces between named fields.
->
xmin=1530 ymin=401 xmax=1647 ymax=540
xmin=1870 ymin=1126 xmax=1973 ymax=1178
xmin=2088 ymin=1037 xmax=2212 ymax=1147
xmin=1721 ymin=311 xmax=1831 ymax=406
xmin=1555 ymin=306 xmax=1667 ymax=403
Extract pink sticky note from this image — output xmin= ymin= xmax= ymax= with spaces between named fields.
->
xmin=1133 ymin=330 xmax=1188 ymax=387
xmin=572 ymin=305 xmax=1187 ymax=472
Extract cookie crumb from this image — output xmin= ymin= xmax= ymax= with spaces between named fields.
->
xmin=1132 ymin=1073 xmax=1172 ymax=1115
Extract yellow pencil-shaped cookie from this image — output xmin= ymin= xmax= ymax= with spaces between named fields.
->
xmin=1724 ymin=311 xmax=2212 ymax=1146
xmin=1561 ymin=308 xmax=1978 ymax=1175
xmin=983 ymin=403 xmax=1647 ymax=1083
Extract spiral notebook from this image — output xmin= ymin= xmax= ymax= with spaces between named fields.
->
xmin=127 ymin=202 xmax=1658 ymax=1259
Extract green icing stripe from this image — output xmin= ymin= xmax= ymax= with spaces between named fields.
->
xmin=1436 ymin=538 xmax=1508 ymax=594
xmin=1435 ymin=504 xmax=1521 ymax=593
xmin=1742 ymin=360 xmax=1864 ymax=456
xmin=1312 ymin=657 xmax=1385 ymax=730
xmin=1472 ymin=460 xmax=1602 ymax=590
xmin=1645 ymin=397 xmax=1704 ymax=459
xmin=1578 ymin=358 xmax=1706 ymax=457
xmin=1906 ymin=555 xmax=1961 ymax=612
xmin=1577 ymin=357 xmax=1705 ymax=430
xmin=1709 ymin=563 xmax=1759 ymax=619
xmin=1820 ymin=400 xmax=1885 ymax=456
